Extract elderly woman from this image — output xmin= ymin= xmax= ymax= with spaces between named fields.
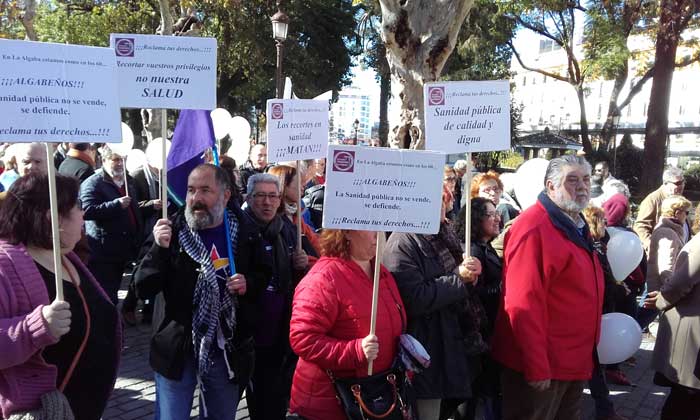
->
xmin=647 ymin=195 xmax=692 ymax=292
xmin=646 ymin=234 xmax=700 ymax=420
xmin=0 ymin=174 xmax=121 ymax=420
xmin=383 ymin=187 xmax=482 ymax=420
xmin=289 ymin=229 xmax=406 ymax=420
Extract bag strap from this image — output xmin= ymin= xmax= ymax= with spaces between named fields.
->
xmin=58 ymin=259 xmax=91 ymax=393
xmin=351 ymin=373 xmax=399 ymax=419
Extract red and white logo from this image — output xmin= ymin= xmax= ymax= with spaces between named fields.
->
xmin=332 ymin=150 xmax=355 ymax=173
xmin=428 ymin=86 xmax=445 ymax=106
xmin=114 ymin=38 xmax=135 ymax=57
xmin=271 ymin=103 xmax=284 ymax=119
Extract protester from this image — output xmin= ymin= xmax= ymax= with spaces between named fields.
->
xmin=80 ymin=146 xmax=142 ymax=304
xmin=58 ymin=143 xmax=97 ymax=184
xmin=444 ymin=166 xmax=458 ymax=219
xmin=14 ymin=142 xmax=48 ymax=177
xmin=453 ymin=159 xmax=468 ymax=214
xmin=219 ymin=155 xmax=243 ymax=208
xmin=383 ymin=186 xmax=483 ymax=420
xmin=134 ymin=164 xmax=262 ymax=420
xmin=303 ymin=158 xmax=326 ymax=190
xmin=0 ymin=144 xmax=20 ymax=190
xmin=267 ymin=165 xmax=321 ymax=257
xmin=236 ymin=144 xmax=268 ymax=197
xmin=594 ymin=161 xmax=618 ymax=189
xmin=633 ymin=167 xmax=688 ymax=251
xmin=455 ymin=196 xmax=503 ymax=420
xmin=0 ymin=174 xmax=121 ymax=420
xmin=582 ymin=206 xmax=633 ymax=418
xmin=54 ymin=142 xmax=69 ymax=170
xmin=645 ymin=234 xmax=700 ymax=420
xmin=647 ymin=195 xmax=691 ymax=293
xmin=243 ymin=173 xmax=317 ymax=420
xmin=288 ymin=229 xmax=406 ymax=420
xmin=491 ymin=155 xmax=604 ymax=420
xmin=471 ymin=171 xmax=517 ymax=228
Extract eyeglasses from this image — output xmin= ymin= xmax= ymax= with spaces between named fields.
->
xmin=251 ymin=192 xmax=281 ymax=201
xmin=480 ymin=187 xmax=502 ymax=194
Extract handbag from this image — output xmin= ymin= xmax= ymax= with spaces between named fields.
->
xmin=327 ymin=362 xmax=417 ymax=420
xmin=8 ymin=261 xmax=90 ymax=420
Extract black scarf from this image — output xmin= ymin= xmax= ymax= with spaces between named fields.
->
xmin=246 ymin=209 xmax=293 ymax=293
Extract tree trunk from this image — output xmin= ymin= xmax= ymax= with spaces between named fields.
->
xmin=640 ymin=0 xmax=687 ymax=195
xmin=22 ymin=0 xmax=37 ymax=41
xmin=575 ymin=85 xmax=593 ymax=155
xmin=379 ymin=0 xmax=474 ymax=149
xmin=600 ymin=64 xmax=628 ymax=151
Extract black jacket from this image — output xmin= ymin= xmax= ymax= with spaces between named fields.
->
xmin=80 ymin=169 xmax=142 ymax=263
xmin=470 ymin=240 xmax=503 ymax=336
xmin=236 ymin=161 xmax=267 ymax=196
xmin=383 ymin=232 xmax=476 ymax=399
xmin=134 ymin=207 xmax=269 ymax=380
xmin=58 ymin=155 xmax=94 ymax=183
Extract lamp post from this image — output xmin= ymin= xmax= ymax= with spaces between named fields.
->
xmin=353 ymin=118 xmax=359 ymax=145
xmin=271 ymin=1 xmax=289 ymax=99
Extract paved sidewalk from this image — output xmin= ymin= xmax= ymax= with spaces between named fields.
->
xmin=108 ymin=278 xmax=666 ymax=420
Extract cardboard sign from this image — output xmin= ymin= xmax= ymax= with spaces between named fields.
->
xmin=266 ymin=99 xmax=329 ymax=162
xmin=323 ymin=145 xmax=444 ymax=234
xmin=424 ymin=80 xmax=511 ymax=153
xmin=110 ymin=34 xmax=217 ymax=110
xmin=0 ymin=39 xmax=121 ymax=143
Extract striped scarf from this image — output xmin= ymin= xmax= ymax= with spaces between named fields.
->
xmin=179 ymin=211 xmax=238 ymax=377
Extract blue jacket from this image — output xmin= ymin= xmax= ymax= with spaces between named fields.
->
xmin=80 ymin=169 xmax=142 ymax=263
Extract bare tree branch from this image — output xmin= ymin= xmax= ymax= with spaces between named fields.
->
xmin=508 ymin=41 xmax=571 ymax=83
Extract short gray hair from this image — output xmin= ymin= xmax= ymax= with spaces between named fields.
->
xmin=246 ymin=173 xmax=280 ymax=196
xmin=544 ymin=154 xmax=592 ymax=188
xmin=662 ymin=166 xmax=684 ymax=183
xmin=453 ymin=160 xmax=469 ymax=172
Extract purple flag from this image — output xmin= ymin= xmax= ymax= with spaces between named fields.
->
xmin=167 ymin=109 xmax=216 ymax=207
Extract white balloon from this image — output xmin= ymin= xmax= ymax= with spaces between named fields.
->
xmin=597 ymin=312 xmax=642 ymax=364
xmin=108 ymin=122 xmax=135 ymax=156
xmin=228 ymin=116 xmax=252 ymax=143
xmin=607 ymin=230 xmax=644 ymax=281
xmin=513 ymin=158 xmax=549 ymax=210
xmin=126 ymin=148 xmax=147 ymax=175
xmin=210 ymin=108 xmax=232 ymax=141
xmin=145 ymin=137 xmax=171 ymax=170
xmin=226 ymin=139 xmax=250 ymax=169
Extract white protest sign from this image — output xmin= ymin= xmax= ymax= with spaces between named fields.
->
xmin=110 ymin=34 xmax=217 ymax=110
xmin=0 ymin=39 xmax=121 ymax=143
xmin=323 ymin=145 xmax=444 ymax=234
xmin=424 ymin=80 xmax=510 ymax=153
xmin=266 ymin=99 xmax=329 ymax=162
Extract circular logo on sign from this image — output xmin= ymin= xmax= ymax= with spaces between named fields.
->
xmin=115 ymin=38 xmax=135 ymax=57
xmin=333 ymin=150 xmax=355 ymax=172
xmin=429 ymin=87 xmax=445 ymax=106
xmin=271 ymin=103 xmax=284 ymax=119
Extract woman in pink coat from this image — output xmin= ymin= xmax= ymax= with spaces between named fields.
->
xmin=289 ymin=229 xmax=406 ymax=420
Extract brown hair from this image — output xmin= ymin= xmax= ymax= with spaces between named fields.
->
xmin=320 ymin=229 xmax=351 ymax=259
xmin=582 ymin=206 xmax=606 ymax=241
xmin=0 ymin=173 xmax=80 ymax=248
xmin=470 ymin=170 xmax=504 ymax=199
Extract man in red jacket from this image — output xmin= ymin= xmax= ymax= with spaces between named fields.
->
xmin=491 ymin=154 xmax=604 ymax=420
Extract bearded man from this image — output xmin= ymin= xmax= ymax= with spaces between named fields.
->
xmin=491 ymin=155 xmax=605 ymax=420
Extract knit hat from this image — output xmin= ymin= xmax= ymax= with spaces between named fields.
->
xmin=602 ymin=193 xmax=629 ymax=227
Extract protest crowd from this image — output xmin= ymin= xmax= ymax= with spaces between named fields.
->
xmin=2 ymin=133 xmax=700 ymax=420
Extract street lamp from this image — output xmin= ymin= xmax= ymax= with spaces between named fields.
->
xmin=271 ymin=1 xmax=289 ymax=99
xmin=353 ymin=119 xmax=359 ymax=145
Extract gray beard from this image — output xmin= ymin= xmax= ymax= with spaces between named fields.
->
xmin=553 ymin=190 xmax=588 ymax=214
xmin=185 ymin=199 xmax=225 ymax=230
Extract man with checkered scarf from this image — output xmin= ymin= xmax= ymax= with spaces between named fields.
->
xmin=134 ymin=163 xmax=266 ymax=420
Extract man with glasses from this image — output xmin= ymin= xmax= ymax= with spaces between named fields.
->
xmin=80 ymin=145 xmax=142 ymax=304
xmin=243 ymin=173 xmax=315 ymax=420
xmin=634 ymin=167 xmax=689 ymax=252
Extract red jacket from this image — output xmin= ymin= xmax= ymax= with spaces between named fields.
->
xmin=491 ymin=195 xmax=604 ymax=382
xmin=289 ymin=257 xmax=406 ymax=420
